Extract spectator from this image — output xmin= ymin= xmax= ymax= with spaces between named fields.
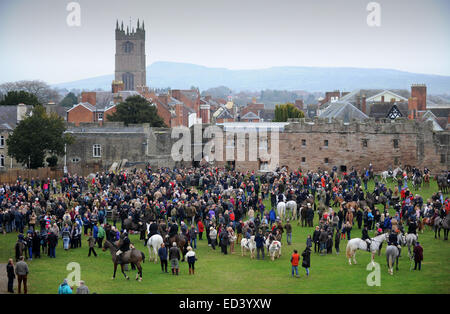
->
xmin=301 ymin=247 xmax=311 ymax=277
xmin=58 ymin=279 xmax=72 ymax=294
xmin=76 ymin=281 xmax=89 ymax=294
xmin=255 ymin=230 xmax=265 ymax=260
xmin=15 ymin=256 xmax=28 ymax=294
xmin=87 ymin=231 xmax=97 ymax=257
xmin=291 ymin=249 xmax=300 ymax=278
xmin=185 ymin=246 xmax=197 ymax=275
xmin=169 ymin=242 xmax=180 ymax=276
xmin=158 ymin=243 xmax=168 ymax=273
xmin=209 ymin=226 xmax=217 ymax=250
xmin=413 ymin=241 xmax=424 ymax=271
xmin=6 ymin=258 xmax=15 ymax=293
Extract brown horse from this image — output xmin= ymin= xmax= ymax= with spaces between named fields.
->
xmin=165 ymin=234 xmax=187 ymax=261
xmin=423 ymin=173 xmax=430 ymax=188
xmin=102 ymin=240 xmax=145 ymax=281
xmin=15 ymin=241 xmax=27 ymax=261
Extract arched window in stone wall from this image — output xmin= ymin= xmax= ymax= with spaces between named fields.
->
xmin=122 ymin=72 xmax=134 ymax=90
xmin=123 ymin=41 xmax=134 ymax=53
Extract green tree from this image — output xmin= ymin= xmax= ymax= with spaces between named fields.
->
xmin=107 ymin=95 xmax=166 ymax=127
xmin=59 ymin=92 xmax=78 ymax=107
xmin=0 ymin=90 xmax=40 ymax=106
xmin=274 ymin=103 xmax=305 ymax=122
xmin=6 ymin=105 xmax=74 ymax=169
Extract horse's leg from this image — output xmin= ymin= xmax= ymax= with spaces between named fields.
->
xmin=121 ymin=264 xmax=129 ymax=280
xmin=148 ymin=245 xmax=152 ymax=262
xmin=113 ymin=263 xmax=117 ymax=279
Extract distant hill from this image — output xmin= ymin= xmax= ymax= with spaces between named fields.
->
xmin=54 ymin=61 xmax=450 ymax=94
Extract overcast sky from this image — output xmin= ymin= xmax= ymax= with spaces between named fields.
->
xmin=0 ymin=0 xmax=449 ymax=84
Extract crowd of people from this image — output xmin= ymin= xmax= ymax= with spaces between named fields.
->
xmin=1 ymin=164 xmax=448 ymax=292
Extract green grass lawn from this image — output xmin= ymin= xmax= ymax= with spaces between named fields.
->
xmin=1 ymin=179 xmax=449 ymax=294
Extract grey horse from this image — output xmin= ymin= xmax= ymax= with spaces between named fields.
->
xmin=386 ymin=245 xmax=400 ymax=275
xmin=434 ymin=212 xmax=450 ymax=240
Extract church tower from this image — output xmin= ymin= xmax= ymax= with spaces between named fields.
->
xmin=115 ymin=19 xmax=146 ymax=91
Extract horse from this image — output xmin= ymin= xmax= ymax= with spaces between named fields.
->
xmin=401 ymin=233 xmax=418 ymax=258
xmin=276 ymin=202 xmax=286 ymax=221
xmin=241 ymin=236 xmax=256 ymax=258
xmin=346 ymin=233 xmax=389 ymax=265
xmin=423 ymin=173 xmax=430 ymax=188
xmin=123 ymin=217 xmax=147 ymax=237
xmin=435 ymin=174 xmax=448 ymax=194
xmin=434 ymin=212 xmax=450 ymax=240
xmin=385 ymin=245 xmax=400 ymax=275
xmin=165 ymin=233 xmax=188 ymax=261
xmin=412 ymin=174 xmax=422 ymax=190
xmin=15 ymin=241 xmax=27 ymax=261
xmin=146 ymin=234 xmax=164 ymax=263
xmin=285 ymin=200 xmax=297 ymax=221
xmin=268 ymin=240 xmax=282 ymax=261
xmin=297 ymin=205 xmax=308 ymax=227
xmin=102 ymin=240 xmax=145 ymax=281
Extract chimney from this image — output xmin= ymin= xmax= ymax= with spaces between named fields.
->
xmin=356 ymin=95 xmax=361 ymax=107
xmin=411 ymin=84 xmax=427 ymax=111
xmin=408 ymin=97 xmax=418 ymax=119
xmin=361 ymin=95 xmax=367 ymax=114
xmin=17 ymin=103 xmax=27 ymax=123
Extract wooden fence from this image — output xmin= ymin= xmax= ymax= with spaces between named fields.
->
xmin=0 ymin=168 xmax=64 ymax=184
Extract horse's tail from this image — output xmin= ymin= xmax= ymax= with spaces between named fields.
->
xmin=388 ymin=252 xmax=393 ymax=270
xmin=141 ymin=252 xmax=145 ymax=263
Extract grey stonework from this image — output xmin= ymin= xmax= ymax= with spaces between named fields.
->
xmin=115 ymin=20 xmax=146 ymax=90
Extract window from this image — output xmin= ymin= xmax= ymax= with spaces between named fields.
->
xmin=441 ymin=154 xmax=446 ymax=164
xmin=301 ymin=157 xmax=306 ymax=163
xmin=0 ymin=135 xmax=4 ymax=148
xmin=324 ymin=158 xmax=329 ymax=164
xmin=0 ymin=155 xmax=4 ymax=167
xmin=123 ymin=41 xmax=134 ymax=53
xmin=393 ymin=139 xmax=399 ymax=149
xmin=302 ymin=139 xmax=306 ymax=147
xmin=72 ymin=157 xmax=80 ymax=163
xmin=394 ymin=157 xmax=399 ymax=166
xmin=362 ymin=139 xmax=368 ymax=148
xmin=324 ymin=140 xmax=328 ymax=147
xmin=97 ymin=112 xmax=103 ymax=121
xmin=259 ymin=138 xmax=268 ymax=150
xmin=93 ymin=144 xmax=101 ymax=158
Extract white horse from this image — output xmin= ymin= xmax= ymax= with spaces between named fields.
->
xmin=277 ymin=202 xmax=286 ymax=221
xmin=146 ymin=234 xmax=164 ymax=263
xmin=402 ymin=233 xmax=418 ymax=259
xmin=346 ymin=233 xmax=389 ymax=265
xmin=380 ymin=167 xmax=402 ymax=183
xmin=285 ymin=200 xmax=297 ymax=221
xmin=241 ymin=236 xmax=256 ymax=258
xmin=268 ymin=240 xmax=282 ymax=261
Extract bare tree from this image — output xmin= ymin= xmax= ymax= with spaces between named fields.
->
xmin=0 ymin=80 xmax=62 ymax=104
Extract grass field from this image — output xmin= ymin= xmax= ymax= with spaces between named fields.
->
xmin=1 ymin=179 xmax=449 ymax=294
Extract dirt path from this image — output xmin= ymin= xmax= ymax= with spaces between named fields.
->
xmin=0 ymin=263 xmax=17 ymax=294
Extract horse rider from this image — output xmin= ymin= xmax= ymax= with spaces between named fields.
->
xmin=116 ymin=231 xmax=131 ymax=264
xmin=387 ymin=229 xmax=402 ymax=257
xmin=362 ymin=226 xmax=371 ymax=251
xmin=407 ymin=218 xmax=417 ymax=235
xmin=169 ymin=219 xmax=179 ymax=238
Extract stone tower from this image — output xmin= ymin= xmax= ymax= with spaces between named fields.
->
xmin=115 ymin=19 xmax=146 ymax=91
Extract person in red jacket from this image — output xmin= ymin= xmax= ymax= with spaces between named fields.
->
xmin=291 ymin=249 xmax=300 ymax=278
xmin=197 ymin=220 xmax=204 ymax=240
